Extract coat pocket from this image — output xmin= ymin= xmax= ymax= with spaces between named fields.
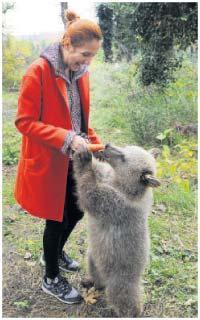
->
xmin=22 ymin=150 xmax=50 ymax=174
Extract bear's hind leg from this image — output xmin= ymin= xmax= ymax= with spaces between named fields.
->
xmin=88 ymin=254 xmax=105 ymax=290
xmin=106 ymin=275 xmax=143 ymax=317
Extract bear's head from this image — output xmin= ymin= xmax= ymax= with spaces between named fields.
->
xmin=102 ymin=144 xmax=160 ymax=198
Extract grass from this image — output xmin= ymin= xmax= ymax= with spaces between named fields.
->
xmin=89 ymin=59 xmax=135 ymax=146
xmin=2 ymin=91 xmax=20 ymax=165
xmin=90 ymin=55 xmax=197 ymax=146
xmin=2 ymin=55 xmax=198 ymax=317
xmin=146 ymin=212 xmax=197 ymax=317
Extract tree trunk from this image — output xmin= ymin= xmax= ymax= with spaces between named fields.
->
xmin=60 ymin=2 xmax=68 ymax=29
xmin=97 ymin=4 xmax=113 ymax=62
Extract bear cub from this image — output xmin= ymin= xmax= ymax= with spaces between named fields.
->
xmin=73 ymin=144 xmax=160 ymax=317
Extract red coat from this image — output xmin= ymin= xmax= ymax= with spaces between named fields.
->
xmin=14 ymin=57 xmax=101 ymax=222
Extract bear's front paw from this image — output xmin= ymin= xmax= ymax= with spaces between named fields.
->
xmin=73 ymin=149 xmax=92 ymax=171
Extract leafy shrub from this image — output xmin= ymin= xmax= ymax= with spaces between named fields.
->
xmin=97 ymin=2 xmax=197 ymax=87
xmin=126 ymin=59 xmax=197 ymax=145
xmin=157 ymin=141 xmax=197 ymax=188
xmin=155 ymin=139 xmax=197 ymax=215
xmin=3 ymin=35 xmax=38 ymax=91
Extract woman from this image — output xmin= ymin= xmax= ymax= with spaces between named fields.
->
xmin=14 ymin=10 xmax=102 ymax=304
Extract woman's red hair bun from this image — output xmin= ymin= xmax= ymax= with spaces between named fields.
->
xmin=65 ymin=9 xmax=80 ymax=25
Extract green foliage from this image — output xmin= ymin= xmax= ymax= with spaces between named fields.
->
xmin=155 ymin=139 xmax=197 ymax=215
xmin=132 ymin=2 xmax=197 ymax=86
xmin=96 ymin=2 xmax=197 ymax=87
xmin=127 ymin=59 xmax=197 ymax=145
xmin=92 ymin=48 xmax=104 ymax=65
xmin=156 ymin=129 xmax=174 ymax=145
xmin=146 ymin=139 xmax=197 ymax=317
xmin=19 ymin=239 xmax=43 ymax=260
xmin=3 ymin=91 xmax=21 ymax=165
xmin=109 ymin=3 xmax=138 ymax=62
xmin=157 ymin=141 xmax=197 ymax=189
xmin=91 ymin=55 xmax=197 ymax=150
xmin=3 ymin=173 xmax=16 ymax=206
xmin=3 ymin=35 xmax=36 ymax=90
xmin=13 ymin=300 xmax=30 ymax=309
xmin=3 ymin=122 xmax=21 ymax=165
xmin=90 ymin=61 xmax=134 ymax=145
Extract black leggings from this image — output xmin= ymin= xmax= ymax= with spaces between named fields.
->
xmin=43 ymin=161 xmax=84 ymax=279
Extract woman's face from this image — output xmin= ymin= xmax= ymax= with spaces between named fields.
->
xmin=62 ymin=39 xmax=101 ymax=71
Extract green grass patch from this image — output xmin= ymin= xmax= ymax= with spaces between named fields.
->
xmin=90 ymin=57 xmax=197 ymax=147
xmin=3 ymin=122 xmax=21 ymax=165
xmin=3 ymin=169 xmax=16 ymax=206
xmin=3 ymin=91 xmax=20 ymax=165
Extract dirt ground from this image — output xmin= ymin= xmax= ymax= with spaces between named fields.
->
xmin=3 ymin=245 xmax=163 ymax=318
xmin=2 ymin=208 xmax=164 ymax=318
xmin=2 ymin=165 xmax=164 ymax=318
xmin=2 ymin=219 xmax=115 ymax=318
xmin=2 ymin=165 xmax=196 ymax=318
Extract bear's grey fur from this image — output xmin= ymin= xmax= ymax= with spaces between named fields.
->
xmin=73 ymin=144 xmax=160 ymax=317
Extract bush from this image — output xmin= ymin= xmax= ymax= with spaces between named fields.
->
xmin=3 ymin=35 xmax=36 ymax=91
xmin=126 ymin=59 xmax=197 ymax=145
xmin=155 ymin=139 xmax=197 ymax=214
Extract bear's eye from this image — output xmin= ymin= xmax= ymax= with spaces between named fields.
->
xmin=140 ymin=170 xmax=153 ymax=184
xmin=142 ymin=169 xmax=153 ymax=175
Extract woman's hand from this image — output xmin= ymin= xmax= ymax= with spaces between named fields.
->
xmin=70 ymin=135 xmax=89 ymax=152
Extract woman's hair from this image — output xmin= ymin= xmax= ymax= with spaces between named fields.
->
xmin=61 ymin=9 xmax=102 ymax=47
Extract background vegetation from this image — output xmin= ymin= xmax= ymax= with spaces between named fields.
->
xmin=2 ymin=1 xmax=198 ymax=318
xmin=97 ymin=2 xmax=197 ymax=86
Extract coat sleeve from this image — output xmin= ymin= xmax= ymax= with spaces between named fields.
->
xmin=15 ymin=74 xmax=69 ymax=150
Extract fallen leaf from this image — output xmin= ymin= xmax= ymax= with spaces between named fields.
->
xmin=83 ymin=288 xmax=101 ymax=305
xmin=84 ymin=294 xmax=97 ymax=305
xmin=88 ymin=287 xmax=95 ymax=294
xmin=24 ymin=252 xmax=32 ymax=260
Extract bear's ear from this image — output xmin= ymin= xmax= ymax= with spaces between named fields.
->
xmin=140 ymin=172 xmax=161 ymax=187
xmin=148 ymin=148 xmax=161 ymax=159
